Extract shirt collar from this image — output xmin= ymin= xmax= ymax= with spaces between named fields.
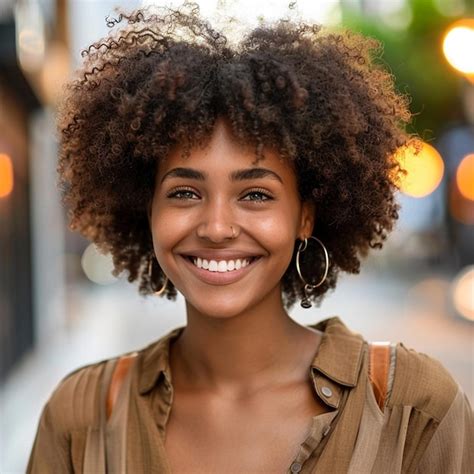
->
xmin=138 ymin=325 xmax=184 ymax=395
xmin=138 ymin=316 xmax=365 ymax=396
xmin=308 ymin=316 xmax=365 ymax=387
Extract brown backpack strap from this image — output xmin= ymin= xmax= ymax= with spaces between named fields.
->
xmin=106 ymin=353 xmax=138 ymax=420
xmin=368 ymin=342 xmax=393 ymax=412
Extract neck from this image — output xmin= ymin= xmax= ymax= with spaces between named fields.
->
xmin=170 ymin=286 xmax=309 ymax=394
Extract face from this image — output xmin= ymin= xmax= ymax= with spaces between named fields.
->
xmin=149 ymin=118 xmax=314 ymax=319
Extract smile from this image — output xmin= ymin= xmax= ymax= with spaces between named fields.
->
xmin=180 ymin=255 xmax=262 ymax=285
xmin=191 ymin=256 xmax=255 ymax=272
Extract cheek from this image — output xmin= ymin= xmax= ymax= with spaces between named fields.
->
xmin=257 ymin=215 xmax=292 ymax=247
xmin=250 ymin=206 xmax=299 ymax=260
xmin=150 ymin=207 xmax=188 ymax=259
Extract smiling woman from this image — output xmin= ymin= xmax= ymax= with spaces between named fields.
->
xmin=27 ymin=3 xmax=472 ymax=474
xmin=149 ymin=117 xmax=315 ymax=319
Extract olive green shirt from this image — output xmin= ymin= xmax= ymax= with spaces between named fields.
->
xmin=27 ymin=316 xmax=473 ymax=473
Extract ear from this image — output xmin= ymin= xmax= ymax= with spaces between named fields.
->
xmin=298 ymin=200 xmax=316 ymax=240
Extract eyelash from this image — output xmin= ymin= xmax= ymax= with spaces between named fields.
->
xmin=166 ymin=187 xmax=273 ymax=203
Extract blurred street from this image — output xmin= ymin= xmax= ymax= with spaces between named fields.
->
xmin=1 ymin=261 xmax=472 ymax=474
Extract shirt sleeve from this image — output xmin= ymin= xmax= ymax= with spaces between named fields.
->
xmin=415 ymin=385 xmax=473 ymax=474
xmin=26 ymin=400 xmax=73 ymax=473
xmin=26 ymin=359 xmax=111 ymax=473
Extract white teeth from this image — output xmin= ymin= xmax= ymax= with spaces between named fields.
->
xmin=191 ymin=257 xmax=254 ymax=272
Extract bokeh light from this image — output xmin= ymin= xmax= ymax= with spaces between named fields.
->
xmin=451 ymin=266 xmax=474 ymax=322
xmin=14 ymin=2 xmax=46 ymax=72
xmin=81 ymin=243 xmax=118 ymax=285
xmin=456 ymin=153 xmax=474 ymax=201
xmin=442 ymin=19 xmax=474 ymax=76
xmin=39 ymin=42 xmax=70 ymax=105
xmin=449 ymin=177 xmax=474 ymax=225
xmin=395 ymin=142 xmax=444 ymax=198
xmin=406 ymin=277 xmax=451 ymax=318
xmin=0 ymin=153 xmax=14 ymax=198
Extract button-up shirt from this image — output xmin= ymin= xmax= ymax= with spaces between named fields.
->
xmin=27 ymin=316 xmax=473 ymax=473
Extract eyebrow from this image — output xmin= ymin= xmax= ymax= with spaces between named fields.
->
xmin=160 ymin=167 xmax=284 ymax=184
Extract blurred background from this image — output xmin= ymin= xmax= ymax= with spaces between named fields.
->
xmin=0 ymin=0 xmax=473 ymax=472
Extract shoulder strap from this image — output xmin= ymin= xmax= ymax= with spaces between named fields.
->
xmin=368 ymin=342 xmax=393 ymax=412
xmin=106 ymin=353 xmax=138 ymax=420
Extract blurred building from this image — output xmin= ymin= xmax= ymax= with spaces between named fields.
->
xmin=0 ymin=0 xmax=70 ymax=382
xmin=0 ymin=4 xmax=40 ymax=382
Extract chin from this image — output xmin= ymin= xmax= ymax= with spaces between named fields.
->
xmin=184 ymin=289 xmax=260 ymax=320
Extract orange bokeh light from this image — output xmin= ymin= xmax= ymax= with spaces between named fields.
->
xmin=456 ymin=153 xmax=474 ymax=201
xmin=449 ymin=178 xmax=474 ymax=225
xmin=395 ymin=142 xmax=444 ymax=198
xmin=0 ymin=153 xmax=14 ymax=198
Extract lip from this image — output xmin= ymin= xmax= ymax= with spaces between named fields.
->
xmin=180 ymin=254 xmax=262 ymax=286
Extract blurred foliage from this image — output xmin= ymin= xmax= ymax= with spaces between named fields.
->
xmin=340 ymin=0 xmax=474 ymax=141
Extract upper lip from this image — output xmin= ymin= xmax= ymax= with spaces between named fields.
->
xmin=179 ymin=250 xmax=263 ymax=260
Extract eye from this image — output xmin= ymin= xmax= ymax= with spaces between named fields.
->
xmin=166 ymin=187 xmax=200 ymax=200
xmin=241 ymin=189 xmax=273 ymax=203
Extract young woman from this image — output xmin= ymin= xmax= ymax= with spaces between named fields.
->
xmin=27 ymin=4 xmax=472 ymax=473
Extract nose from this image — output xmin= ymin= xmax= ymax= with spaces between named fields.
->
xmin=196 ymin=196 xmax=236 ymax=243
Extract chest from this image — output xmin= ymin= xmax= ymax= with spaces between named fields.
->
xmin=163 ymin=381 xmax=329 ymax=473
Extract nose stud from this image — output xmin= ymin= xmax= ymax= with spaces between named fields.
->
xmin=196 ymin=224 xmax=238 ymax=241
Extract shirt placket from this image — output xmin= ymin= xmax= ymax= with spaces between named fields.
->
xmin=151 ymin=370 xmax=174 ymax=439
xmin=287 ymin=371 xmax=345 ymax=473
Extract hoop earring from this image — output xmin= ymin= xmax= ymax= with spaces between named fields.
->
xmin=147 ymin=256 xmax=168 ymax=296
xmin=295 ymin=236 xmax=329 ymax=309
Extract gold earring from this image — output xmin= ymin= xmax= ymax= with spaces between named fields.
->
xmin=147 ymin=256 xmax=168 ymax=296
xmin=295 ymin=236 xmax=329 ymax=308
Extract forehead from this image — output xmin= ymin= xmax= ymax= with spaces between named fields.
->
xmin=158 ymin=118 xmax=296 ymax=181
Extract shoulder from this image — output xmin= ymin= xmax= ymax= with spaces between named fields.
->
xmin=42 ymin=355 xmax=118 ymax=432
xmin=42 ymin=326 xmax=184 ymax=432
xmin=394 ymin=343 xmax=474 ymax=472
xmin=389 ymin=342 xmax=463 ymax=422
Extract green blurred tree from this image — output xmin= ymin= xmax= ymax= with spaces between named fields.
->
xmin=340 ymin=0 xmax=472 ymax=140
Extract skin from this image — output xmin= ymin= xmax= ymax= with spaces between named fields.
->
xmin=148 ymin=118 xmax=328 ymax=472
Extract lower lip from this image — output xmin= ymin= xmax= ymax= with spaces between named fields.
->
xmin=180 ymin=256 xmax=261 ymax=286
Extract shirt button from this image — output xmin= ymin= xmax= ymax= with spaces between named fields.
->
xmin=321 ymin=386 xmax=333 ymax=397
xmin=290 ymin=462 xmax=302 ymax=473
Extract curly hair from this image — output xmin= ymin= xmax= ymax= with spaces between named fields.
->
xmin=57 ymin=3 xmax=413 ymax=310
